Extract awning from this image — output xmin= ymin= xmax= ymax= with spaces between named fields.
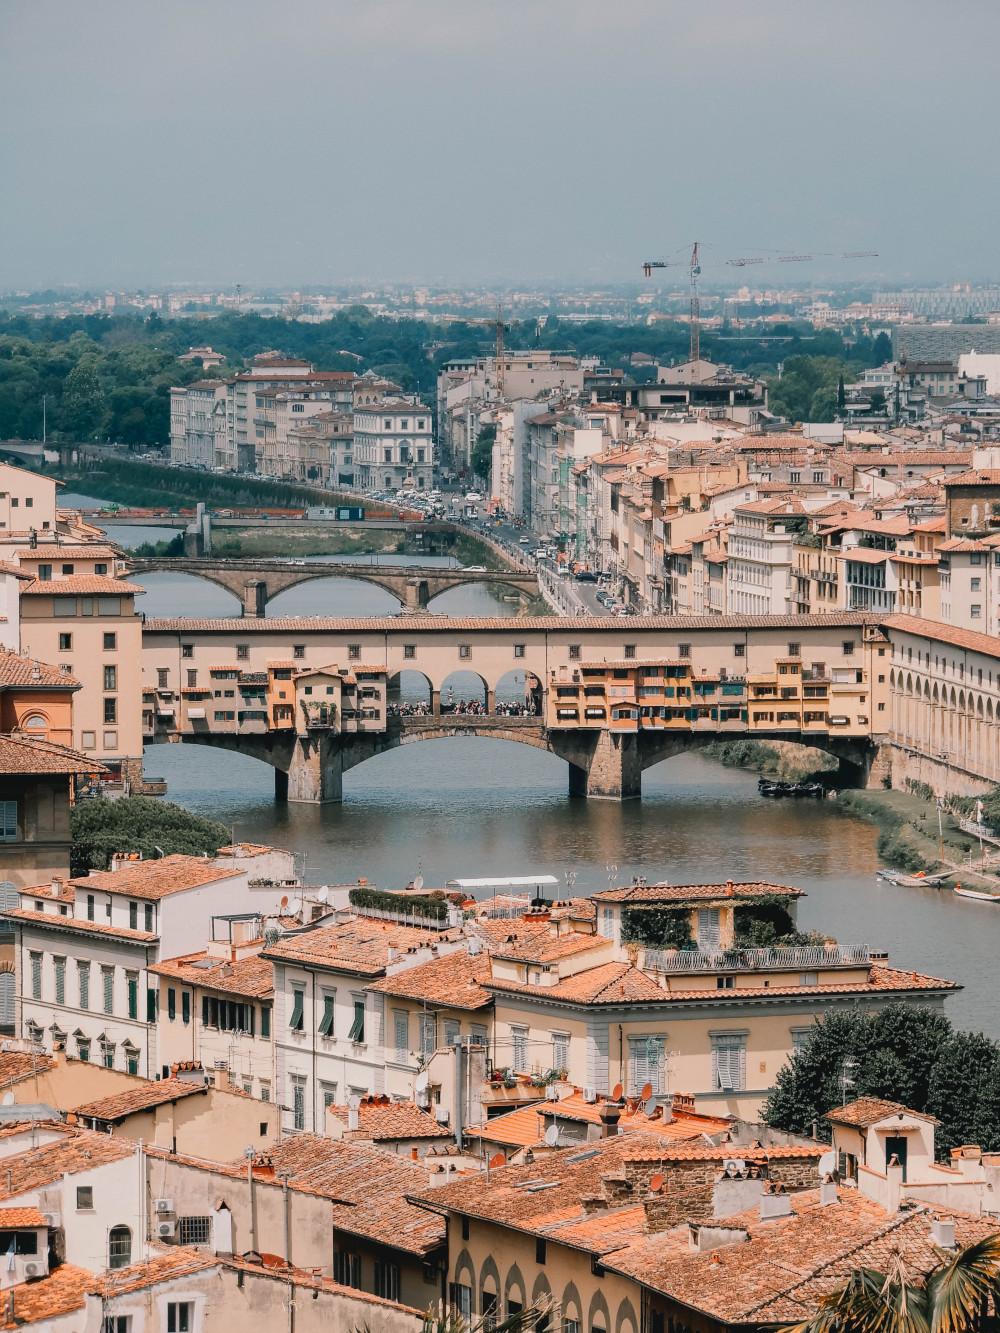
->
xmin=187 ymin=708 xmax=206 ymax=720
xmin=446 ymin=875 xmax=559 ymax=890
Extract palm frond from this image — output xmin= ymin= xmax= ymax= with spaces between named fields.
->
xmin=927 ymin=1233 xmax=1000 ymax=1333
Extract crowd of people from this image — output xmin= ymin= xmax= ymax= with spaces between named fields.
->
xmin=386 ymin=699 xmax=538 ymax=718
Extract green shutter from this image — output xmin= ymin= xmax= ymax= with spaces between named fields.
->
xmin=289 ymin=990 xmax=304 ymax=1031
xmin=318 ymin=995 xmax=335 ymax=1037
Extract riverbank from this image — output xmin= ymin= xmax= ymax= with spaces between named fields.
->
xmin=701 ymin=738 xmax=837 ymax=782
xmin=834 ymin=786 xmax=992 ymax=879
xmin=210 ymin=527 xmax=407 ymax=558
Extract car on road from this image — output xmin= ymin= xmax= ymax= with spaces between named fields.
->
xmin=575 ymin=570 xmax=598 ymax=582
xmin=466 ymin=565 xmax=487 ymax=572
xmin=519 ymin=535 xmax=531 ymax=544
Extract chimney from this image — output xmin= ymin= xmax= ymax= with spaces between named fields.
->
xmin=886 ymin=1153 xmax=903 ymax=1215
xmin=759 ymin=1183 xmax=793 ymax=1221
xmin=930 ymin=1217 xmax=956 ymax=1250
xmin=819 ymin=1177 xmax=838 ymax=1206
xmin=347 ymin=1106 xmax=359 ymax=1132
xmin=599 ymin=1102 xmax=622 ymax=1139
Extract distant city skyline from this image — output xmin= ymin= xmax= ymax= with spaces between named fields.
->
xmin=2 ymin=0 xmax=999 ymax=289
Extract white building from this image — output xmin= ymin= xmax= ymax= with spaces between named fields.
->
xmin=726 ymin=499 xmax=805 ymax=615
xmin=4 ymin=854 xmax=288 ymax=1080
xmin=169 ymin=381 xmax=228 ymax=468
xmin=263 ymin=916 xmax=464 ymax=1134
xmin=353 ymin=397 xmax=434 ymax=492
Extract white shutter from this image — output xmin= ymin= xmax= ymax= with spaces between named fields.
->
xmin=715 ymin=1044 xmax=734 ymax=1091
xmin=697 ymin=909 xmax=720 ymax=950
xmin=0 ymin=804 xmax=16 ymax=841
xmin=394 ymin=1011 xmax=408 ymax=1063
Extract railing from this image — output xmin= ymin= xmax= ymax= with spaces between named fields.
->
xmin=352 ymin=903 xmax=456 ymax=930
xmin=643 ymin=943 xmax=871 ymax=974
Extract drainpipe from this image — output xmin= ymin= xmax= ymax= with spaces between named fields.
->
xmin=247 ymin=1152 xmax=256 ymax=1255
xmin=282 ymin=1173 xmax=291 ymax=1264
xmin=453 ymin=1038 xmax=463 ymax=1151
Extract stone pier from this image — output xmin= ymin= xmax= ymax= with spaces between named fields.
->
xmin=565 ymin=730 xmax=642 ymax=800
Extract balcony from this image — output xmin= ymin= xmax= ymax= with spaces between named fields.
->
xmin=644 ymin=943 xmax=871 ymax=975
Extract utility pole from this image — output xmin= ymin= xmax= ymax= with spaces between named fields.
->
xmin=42 ymin=395 xmax=46 ymax=445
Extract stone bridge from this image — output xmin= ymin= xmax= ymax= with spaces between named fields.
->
xmin=129 ymin=557 xmax=540 ymax=614
xmin=147 ymin=715 xmax=879 ymax=803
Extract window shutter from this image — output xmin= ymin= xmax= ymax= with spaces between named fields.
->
xmin=394 ymin=1011 xmax=408 ymax=1062
xmin=348 ymin=1001 xmax=365 ymax=1042
xmin=318 ymin=995 xmax=335 ymax=1037
xmin=289 ymin=990 xmax=304 ymax=1031
xmin=202 ymin=996 xmax=210 ymax=1026
xmin=0 ymin=802 xmax=16 ymax=841
xmin=103 ymin=969 xmax=114 ymax=1015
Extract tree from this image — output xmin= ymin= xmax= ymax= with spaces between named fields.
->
xmin=70 ymin=796 xmax=230 ymax=876
xmin=59 ymin=354 xmax=106 ymax=438
xmin=763 ymin=1002 xmax=954 ymax=1141
xmin=471 ymin=424 xmax=496 ymax=485
xmin=837 ymin=374 xmax=846 ymax=412
xmin=870 ymin=389 xmax=888 ymax=414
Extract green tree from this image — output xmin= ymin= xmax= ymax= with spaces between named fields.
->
xmin=471 ymin=424 xmax=496 ymax=484
xmin=70 ymin=796 xmax=230 ymax=876
xmin=763 ymin=1002 xmax=954 ymax=1141
xmin=869 ymin=388 xmax=888 ymax=414
xmin=59 ymin=354 xmax=106 ymax=438
xmin=837 ymin=373 xmax=846 ymax=412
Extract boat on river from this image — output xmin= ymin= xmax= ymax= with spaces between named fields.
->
xmin=876 ymin=868 xmax=951 ymax=888
xmin=953 ymin=885 xmax=1000 ymax=902
xmin=757 ymin=778 xmax=825 ymax=798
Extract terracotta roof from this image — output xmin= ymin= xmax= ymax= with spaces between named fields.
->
xmin=367 ymin=951 xmax=493 ymax=1010
xmin=0 ymin=1051 xmax=55 ymax=1088
xmin=603 ymin=1190 xmax=998 ymax=1326
xmin=944 ymin=469 xmax=1000 ymax=486
xmin=883 ymin=613 xmax=1000 ymax=658
xmin=590 ymin=880 xmax=804 ymax=904
xmin=12 ymin=545 xmax=123 ymax=561
xmin=0 ymin=1128 xmax=136 ymax=1200
xmin=222 ymin=1253 xmax=422 ymax=1314
xmin=0 ymin=1206 xmax=47 ymax=1227
xmin=70 ymin=854 xmax=241 ymax=900
xmin=824 ymin=1097 xmax=941 ymax=1128
xmin=74 ymin=1077 xmax=207 ymax=1122
xmin=262 ymin=919 xmax=448 ymax=975
xmin=328 ymin=1098 xmax=449 ymax=1140
xmin=90 ymin=1247 xmax=217 ymax=1299
xmin=0 ymin=1261 xmax=90 ymax=1329
xmin=492 ymin=932 xmax=609 ymax=965
xmin=0 ymin=735 xmax=99 ymax=775
xmin=0 ymin=650 xmax=79 ymax=688
xmin=2 ymin=908 xmax=158 ymax=942
xmin=487 ymin=962 xmax=957 ymax=1006
xmin=468 ymin=1097 xmax=732 ymax=1151
xmin=21 ymin=575 xmax=144 ymax=594
xmin=841 ymin=546 xmax=893 ymax=565
xmin=148 ymin=952 xmax=274 ymax=999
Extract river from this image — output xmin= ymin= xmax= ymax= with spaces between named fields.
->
xmin=68 ymin=492 xmax=1000 ymax=1033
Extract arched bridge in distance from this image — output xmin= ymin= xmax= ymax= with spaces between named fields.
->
xmin=141 ymin=612 xmax=894 ymax=802
xmin=128 ymin=557 xmax=541 ymax=614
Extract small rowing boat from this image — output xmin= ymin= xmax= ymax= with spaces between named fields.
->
xmin=953 ymin=884 xmax=1000 ymax=902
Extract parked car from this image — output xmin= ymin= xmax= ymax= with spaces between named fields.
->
xmin=519 ymin=535 xmax=531 ymax=544
xmin=575 ymin=570 xmax=598 ymax=582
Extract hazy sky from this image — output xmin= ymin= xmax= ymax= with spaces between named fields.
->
xmin=2 ymin=0 xmax=999 ymax=291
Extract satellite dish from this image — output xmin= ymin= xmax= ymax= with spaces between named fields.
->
xmin=317 ymin=886 xmax=329 ymax=903
xmin=818 ymin=1150 xmax=837 ymax=1177
xmin=642 ymin=1097 xmax=656 ymax=1116
xmin=347 ymin=1095 xmax=361 ymax=1110
xmin=723 ymin=1158 xmax=747 ymax=1174
xmin=415 ymin=1071 xmax=430 ymax=1094
xmin=612 ymin=1083 xmax=623 ymax=1102
xmin=649 ymin=1172 xmax=663 ymax=1193
xmin=544 ymin=1125 xmax=560 ymax=1147
xmin=413 ymin=875 xmax=424 ymax=893
xmin=640 ymin=1082 xmax=653 ymax=1103
xmin=0 ymin=1092 xmax=12 ymax=1107
xmin=280 ymin=895 xmax=289 ymax=909
xmin=489 ymin=1153 xmax=506 ymax=1169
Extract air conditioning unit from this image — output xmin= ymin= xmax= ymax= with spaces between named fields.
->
xmin=23 ymin=1263 xmax=40 ymax=1277
xmin=433 ymin=1106 xmax=450 ymax=1124
xmin=41 ymin=1213 xmax=60 ymax=1229
xmin=153 ymin=1199 xmax=174 ymax=1215
xmin=157 ymin=1220 xmax=177 ymax=1239
xmin=583 ymin=1086 xmax=598 ymax=1103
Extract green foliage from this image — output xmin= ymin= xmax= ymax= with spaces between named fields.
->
xmin=766 ymin=355 xmax=857 ymax=424
xmin=131 ymin=534 xmax=184 ymax=558
xmin=70 ymin=796 xmax=230 ymax=876
xmin=762 ymin=1002 xmax=995 ymax=1156
xmin=904 ymin=779 xmax=935 ymax=802
xmin=869 ymin=388 xmax=888 ymax=414
xmin=876 ymin=828 xmax=932 ymax=874
xmin=348 ymin=885 xmax=448 ymax=921
xmin=471 ymin=424 xmax=496 ymax=484
xmin=59 ymin=355 xmax=106 ymax=437
xmin=620 ymin=905 xmax=693 ymax=951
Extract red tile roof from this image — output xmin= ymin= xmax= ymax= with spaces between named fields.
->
xmin=2 ymin=908 xmax=157 ymax=942
xmin=590 ymin=880 xmax=804 ymax=904
xmin=263 ymin=919 xmax=449 ymax=975
xmin=22 ymin=575 xmax=144 ymax=594
xmin=0 ymin=1206 xmax=47 ymax=1227
xmin=0 ymin=1129 xmax=136 ymax=1200
xmin=824 ymin=1097 xmax=940 ymax=1128
xmin=90 ymin=1247 xmax=217 ymax=1298
xmin=70 ymin=855 xmax=240 ymax=900
xmin=328 ymin=1098 xmax=449 ymax=1140
xmin=73 ymin=1077 xmax=207 ymax=1122
xmin=0 ymin=1262 xmax=90 ymax=1328
xmin=0 ymin=736 xmax=99 ymax=775
xmin=0 ymin=649 xmax=79 ymax=688
xmin=148 ymin=951 xmax=273 ymax=999
xmin=367 ymin=951 xmax=494 ymax=1011
xmin=143 ymin=612 xmax=875 ymax=633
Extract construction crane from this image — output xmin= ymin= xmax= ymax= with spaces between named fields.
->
xmin=641 ymin=245 xmax=879 ymax=381
xmin=488 ymin=304 xmax=522 ymax=398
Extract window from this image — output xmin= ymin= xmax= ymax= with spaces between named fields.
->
xmin=237 ymin=644 xmax=249 ymax=660
xmin=289 ymin=989 xmax=304 ymax=1031
xmin=552 ymin=1032 xmax=569 ymax=1072
xmin=334 ymin=1251 xmax=361 ymax=1288
xmin=318 ymin=993 xmax=335 ymax=1037
xmin=629 ymin=1034 xmax=664 ymax=1095
xmin=157 ymin=668 xmax=169 ymax=688
xmin=348 ymin=644 xmax=361 ymax=660
xmin=78 ymin=962 xmax=90 ymax=1009
xmin=53 ymin=596 xmax=76 ymax=615
xmin=104 ymin=633 xmax=117 ymax=650
xmin=145 ymin=903 xmax=153 ymax=932
xmin=182 ymin=991 xmax=190 ymax=1024
xmin=167 ymin=1304 xmax=193 ymax=1333
xmin=186 ymin=669 xmax=198 ymax=688
xmin=394 ymin=1010 xmax=409 ymax=1063
xmin=348 ymin=999 xmax=365 ymax=1043
xmin=403 ymin=644 xmax=416 ymax=659
xmin=450 ymin=1283 xmax=473 ymax=1323
xmin=0 ymin=801 xmax=16 ymax=842
xmin=842 ymin=641 xmax=855 ymax=656
xmin=98 ymin=597 xmax=121 ymax=616
xmin=321 ymin=1082 xmax=338 ymax=1112
xmin=536 ymin=1237 xmax=546 ymax=1265
xmin=129 ymin=902 xmax=138 ymax=930
xmin=513 ymin=644 xmax=525 ymax=658
xmin=511 ymin=1025 xmax=527 ymax=1070
xmin=261 ymin=1005 xmax=271 ymax=1038
xmin=77 ymin=1038 xmax=90 ymax=1062
xmin=787 ymin=642 xmax=801 ymax=658
xmin=76 ymin=1186 xmax=94 ymax=1210
xmin=374 ymin=1261 xmax=401 ymax=1301
xmin=103 ymin=730 xmax=118 ymax=749
xmin=81 ymin=731 xmax=96 ymax=749
xmin=167 ymin=988 xmax=176 ymax=1021
xmin=102 ymin=967 xmax=114 ymax=1015
xmin=102 ymin=1039 xmax=115 ymax=1069
xmin=799 ymin=971 xmax=819 ymax=987
xmin=108 ymin=1225 xmax=132 ymax=1269
xmin=972 ymin=604 xmax=982 ymax=618
xmin=291 ymin=1074 xmax=306 ymax=1131
xmin=459 ymin=644 xmax=471 ymax=659
xmin=624 ymin=645 xmax=636 ymax=659
xmin=293 ymin=645 xmax=305 ymax=659
xmin=179 ymin=1215 xmax=212 ymax=1244
xmin=29 ymin=952 xmax=41 ymax=1000
xmin=711 ymin=1034 xmax=747 ymax=1092
xmin=104 ymin=698 xmax=117 ymax=724
xmin=104 ymin=665 xmax=117 ymax=690
xmin=59 ymin=632 xmax=72 ymax=651
xmin=54 ymin=956 xmax=65 ymax=1005
xmin=972 ymin=578 xmax=982 ymax=591
xmin=420 ymin=1012 xmax=436 ymax=1059
xmin=679 ymin=643 xmax=691 ymax=658
xmin=182 ymin=645 xmax=194 ymax=659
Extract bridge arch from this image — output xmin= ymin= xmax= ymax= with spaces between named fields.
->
xmin=266 ymin=575 xmax=401 ymax=618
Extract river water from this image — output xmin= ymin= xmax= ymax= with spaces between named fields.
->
xmin=67 ymin=493 xmax=1000 ymax=1033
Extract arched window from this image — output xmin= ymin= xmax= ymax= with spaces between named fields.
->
xmin=109 ymin=1225 xmax=131 ymax=1269
xmin=21 ymin=715 xmax=48 ymax=737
